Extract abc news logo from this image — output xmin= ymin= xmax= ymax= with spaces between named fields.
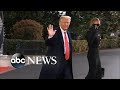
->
xmin=10 ymin=53 xmax=57 ymax=68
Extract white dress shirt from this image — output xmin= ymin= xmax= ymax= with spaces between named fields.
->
xmin=60 ymin=27 xmax=69 ymax=54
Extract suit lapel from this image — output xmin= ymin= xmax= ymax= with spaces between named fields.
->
xmin=67 ymin=32 xmax=72 ymax=55
xmin=58 ymin=27 xmax=72 ymax=53
xmin=67 ymin=31 xmax=72 ymax=47
xmin=57 ymin=27 xmax=64 ymax=48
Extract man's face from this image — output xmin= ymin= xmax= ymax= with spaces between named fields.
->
xmin=59 ymin=18 xmax=71 ymax=31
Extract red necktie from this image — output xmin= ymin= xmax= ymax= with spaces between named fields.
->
xmin=64 ymin=32 xmax=70 ymax=60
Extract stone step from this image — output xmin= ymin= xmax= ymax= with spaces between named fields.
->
xmin=0 ymin=55 xmax=9 ymax=60
xmin=0 ymin=55 xmax=12 ymax=67
xmin=0 ymin=60 xmax=12 ymax=67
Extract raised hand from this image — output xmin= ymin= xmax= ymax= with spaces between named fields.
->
xmin=47 ymin=24 xmax=56 ymax=37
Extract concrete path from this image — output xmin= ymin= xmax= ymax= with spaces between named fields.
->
xmin=0 ymin=48 xmax=120 ymax=79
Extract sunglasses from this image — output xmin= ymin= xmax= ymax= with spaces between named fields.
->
xmin=93 ymin=24 xmax=100 ymax=26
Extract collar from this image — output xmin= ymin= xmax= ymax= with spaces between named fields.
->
xmin=60 ymin=27 xmax=67 ymax=33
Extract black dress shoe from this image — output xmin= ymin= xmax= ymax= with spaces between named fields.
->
xmin=101 ymin=68 xmax=105 ymax=77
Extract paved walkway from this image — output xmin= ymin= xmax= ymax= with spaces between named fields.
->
xmin=0 ymin=48 xmax=120 ymax=79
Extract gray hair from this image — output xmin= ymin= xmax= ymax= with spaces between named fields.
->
xmin=59 ymin=16 xmax=71 ymax=22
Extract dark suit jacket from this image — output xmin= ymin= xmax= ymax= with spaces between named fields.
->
xmin=39 ymin=27 xmax=73 ymax=79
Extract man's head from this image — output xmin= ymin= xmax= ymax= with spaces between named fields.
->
xmin=59 ymin=16 xmax=71 ymax=31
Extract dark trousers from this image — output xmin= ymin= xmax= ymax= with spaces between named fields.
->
xmin=85 ymin=48 xmax=103 ymax=79
xmin=39 ymin=59 xmax=73 ymax=79
xmin=56 ymin=60 xmax=73 ymax=79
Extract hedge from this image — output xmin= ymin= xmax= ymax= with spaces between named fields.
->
xmin=3 ymin=39 xmax=120 ymax=55
xmin=3 ymin=39 xmax=47 ymax=55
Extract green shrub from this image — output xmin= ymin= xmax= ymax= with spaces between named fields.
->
xmin=72 ymin=40 xmax=88 ymax=53
xmin=3 ymin=39 xmax=47 ymax=55
xmin=100 ymin=39 xmax=111 ymax=49
xmin=109 ymin=39 xmax=118 ymax=48
xmin=3 ymin=38 xmax=120 ymax=55
xmin=117 ymin=37 xmax=120 ymax=47
xmin=10 ymin=19 xmax=43 ymax=40
xmin=103 ymin=34 xmax=110 ymax=39
xmin=100 ymin=39 xmax=118 ymax=49
xmin=72 ymin=39 xmax=120 ymax=53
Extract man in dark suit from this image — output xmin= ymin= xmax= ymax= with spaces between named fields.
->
xmin=39 ymin=16 xmax=73 ymax=79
